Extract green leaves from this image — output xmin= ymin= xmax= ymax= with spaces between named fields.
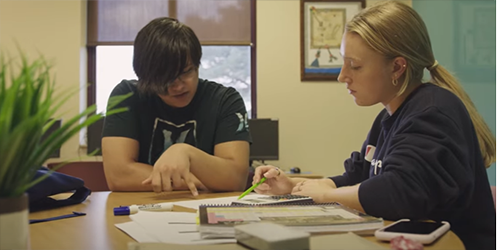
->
xmin=0 ymin=53 xmax=130 ymax=197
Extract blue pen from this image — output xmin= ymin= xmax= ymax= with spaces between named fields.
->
xmin=29 ymin=211 xmax=86 ymax=224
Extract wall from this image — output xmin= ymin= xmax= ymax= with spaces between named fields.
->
xmin=256 ymin=0 xmax=410 ymax=177
xmin=0 ymin=0 xmax=89 ymax=163
xmin=413 ymin=0 xmax=496 ymax=185
xmin=12 ymin=1 xmax=490 ymax=185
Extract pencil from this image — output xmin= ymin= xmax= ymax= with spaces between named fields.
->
xmin=237 ymin=177 xmax=267 ymax=200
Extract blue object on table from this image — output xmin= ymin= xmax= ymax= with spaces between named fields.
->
xmin=27 ymin=167 xmax=91 ymax=212
xmin=29 ymin=211 xmax=86 ymax=224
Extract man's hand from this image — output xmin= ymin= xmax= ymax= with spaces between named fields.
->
xmin=142 ymin=143 xmax=198 ymax=196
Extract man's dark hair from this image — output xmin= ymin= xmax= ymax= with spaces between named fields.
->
xmin=133 ymin=17 xmax=202 ymax=95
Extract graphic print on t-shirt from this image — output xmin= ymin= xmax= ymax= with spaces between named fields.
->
xmin=148 ymin=118 xmax=197 ymax=165
xmin=235 ymin=112 xmax=249 ymax=132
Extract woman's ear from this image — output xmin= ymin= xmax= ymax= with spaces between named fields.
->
xmin=391 ymin=57 xmax=407 ymax=79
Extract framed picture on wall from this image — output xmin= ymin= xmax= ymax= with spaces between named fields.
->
xmin=453 ymin=0 xmax=495 ymax=82
xmin=300 ymin=0 xmax=365 ymax=81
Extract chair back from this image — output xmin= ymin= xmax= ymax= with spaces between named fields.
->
xmin=47 ymin=161 xmax=109 ymax=191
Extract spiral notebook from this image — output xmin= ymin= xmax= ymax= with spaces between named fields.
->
xmin=197 ymin=202 xmax=384 ymax=239
xmin=232 ymin=194 xmax=313 ymax=205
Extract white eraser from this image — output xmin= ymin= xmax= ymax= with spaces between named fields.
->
xmin=235 ymin=222 xmax=310 ymax=250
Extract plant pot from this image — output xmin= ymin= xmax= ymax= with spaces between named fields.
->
xmin=0 ymin=193 xmax=30 ymax=250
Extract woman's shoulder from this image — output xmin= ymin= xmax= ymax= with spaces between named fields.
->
xmin=405 ymin=83 xmax=469 ymax=120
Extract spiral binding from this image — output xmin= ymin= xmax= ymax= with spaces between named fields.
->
xmin=199 ymin=202 xmax=341 ymax=207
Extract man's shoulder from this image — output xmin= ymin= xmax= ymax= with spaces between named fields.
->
xmin=199 ymin=79 xmax=241 ymax=101
xmin=200 ymin=79 xmax=235 ymax=93
xmin=111 ymin=79 xmax=139 ymax=96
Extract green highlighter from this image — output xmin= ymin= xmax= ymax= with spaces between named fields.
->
xmin=238 ymin=177 xmax=267 ymax=200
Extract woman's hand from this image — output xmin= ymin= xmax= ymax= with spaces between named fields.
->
xmin=252 ymin=165 xmax=295 ymax=195
xmin=291 ymin=179 xmax=337 ymax=203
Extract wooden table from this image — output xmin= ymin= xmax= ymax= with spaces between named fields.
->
xmin=29 ymin=191 xmax=464 ymax=250
xmin=285 ymin=173 xmax=324 ymax=179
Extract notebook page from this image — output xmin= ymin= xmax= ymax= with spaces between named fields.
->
xmin=172 ymin=193 xmax=262 ymax=210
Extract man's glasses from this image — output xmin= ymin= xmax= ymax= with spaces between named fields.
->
xmin=167 ymin=67 xmax=197 ymax=87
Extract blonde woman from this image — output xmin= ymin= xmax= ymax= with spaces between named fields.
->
xmin=252 ymin=1 xmax=495 ymax=249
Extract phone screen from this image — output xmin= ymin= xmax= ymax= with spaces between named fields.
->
xmin=383 ymin=221 xmax=444 ymax=234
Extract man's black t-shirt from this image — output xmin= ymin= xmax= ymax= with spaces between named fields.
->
xmin=102 ymin=79 xmax=251 ymax=165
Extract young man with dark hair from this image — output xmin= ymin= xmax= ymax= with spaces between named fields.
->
xmin=101 ymin=17 xmax=251 ymax=196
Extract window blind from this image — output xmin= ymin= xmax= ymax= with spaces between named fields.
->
xmin=87 ymin=0 xmax=252 ymax=46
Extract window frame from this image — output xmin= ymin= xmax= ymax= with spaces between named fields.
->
xmin=86 ymin=0 xmax=257 ymax=153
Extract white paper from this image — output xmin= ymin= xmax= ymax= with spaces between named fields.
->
xmin=115 ymin=193 xmax=265 ymax=245
xmin=172 ymin=193 xmax=262 ymax=210
xmin=117 ymin=211 xmax=235 ymax=245
xmin=131 ymin=211 xmax=197 ymax=224
xmin=115 ymin=221 xmax=159 ymax=243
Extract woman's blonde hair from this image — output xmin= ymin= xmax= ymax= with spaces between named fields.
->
xmin=346 ymin=0 xmax=495 ymax=167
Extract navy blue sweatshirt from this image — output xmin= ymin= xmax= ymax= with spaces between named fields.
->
xmin=330 ymin=84 xmax=495 ymax=250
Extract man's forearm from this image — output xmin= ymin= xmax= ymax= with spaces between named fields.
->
xmin=185 ymin=145 xmax=248 ymax=192
xmin=106 ymin=162 xmax=206 ymax=192
xmin=105 ymin=162 xmax=154 ymax=191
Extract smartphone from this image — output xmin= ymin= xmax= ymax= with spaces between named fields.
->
xmin=374 ymin=219 xmax=450 ymax=244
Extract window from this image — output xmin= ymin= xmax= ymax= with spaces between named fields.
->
xmin=95 ymin=46 xmax=252 ymax=116
xmin=86 ymin=0 xmax=256 ymax=152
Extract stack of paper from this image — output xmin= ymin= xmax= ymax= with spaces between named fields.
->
xmin=115 ymin=194 xmax=260 ymax=245
xmin=198 ymin=202 xmax=384 ymax=239
xmin=115 ymin=194 xmax=383 ymax=245
xmin=116 ymin=211 xmax=236 ymax=245
xmin=126 ymin=232 xmax=388 ymax=250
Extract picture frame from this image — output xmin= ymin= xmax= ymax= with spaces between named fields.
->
xmin=453 ymin=0 xmax=495 ymax=82
xmin=300 ymin=0 xmax=365 ymax=81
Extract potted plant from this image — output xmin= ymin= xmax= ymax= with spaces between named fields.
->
xmin=0 ymin=53 xmax=130 ymax=250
